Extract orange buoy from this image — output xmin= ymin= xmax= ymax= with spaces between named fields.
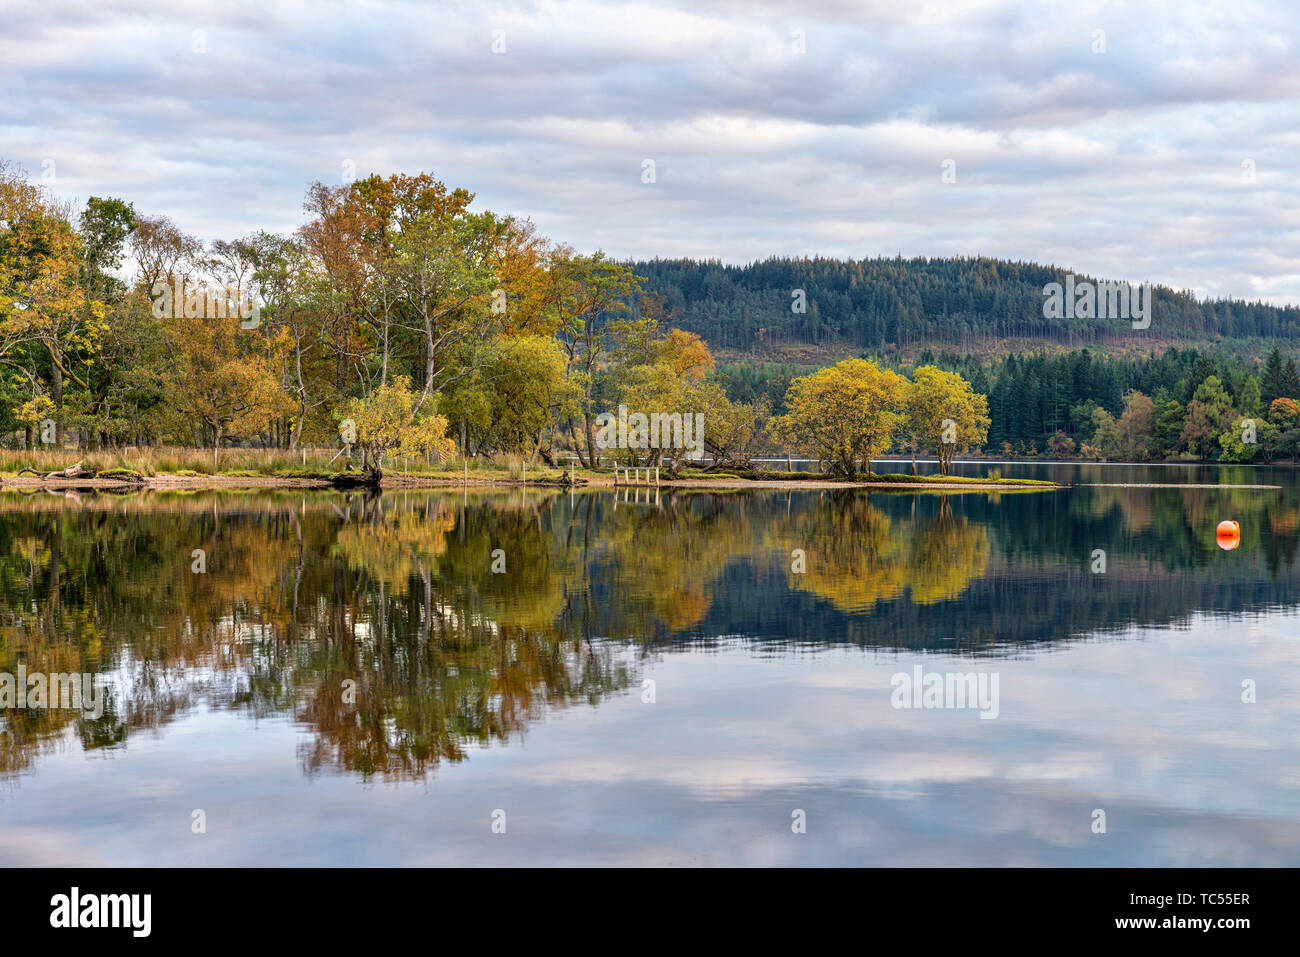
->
xmin=1216 ymin=520 xmax=1240 ymax=550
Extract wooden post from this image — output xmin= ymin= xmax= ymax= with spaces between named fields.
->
xmin=522 ymin=461 xmax=526 ymax=486
xmin=570 ymin=461 xmax=575 ymax=486
xmin=464 ymin=459 xmax=468 ymax=486
xmin=655 ymin=466 xmax=659 ymax=487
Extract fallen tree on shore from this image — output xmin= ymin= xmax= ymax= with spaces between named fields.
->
xmin=7 ymin=462 xmax=147 ymax=485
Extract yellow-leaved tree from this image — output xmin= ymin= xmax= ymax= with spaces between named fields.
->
xmin=903 ymin=366 xmax=990 ymax=475
xmin=341 ymin=375 xmax=457 ymax=472
xmin=0 ymin=163 xmax=106 ymax=443
xmin=769 ymin=358 xmax=907 ymax=478
xmin=160 ymin=310 xmax=293 ymax=455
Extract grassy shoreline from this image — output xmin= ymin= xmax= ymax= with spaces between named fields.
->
xmin=9 ymin=471 xmax=1283 ymax=491
xmin=0 ymin=475 xmax=1060 ymax=492
xmin=1 ymin=463 xmax=1279 ymax=491
xmin=0 ymin=461 xmax=1060 ymax=492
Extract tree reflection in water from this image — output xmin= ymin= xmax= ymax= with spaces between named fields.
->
xmin=1 ymin=479 xmax=1296 ymax=781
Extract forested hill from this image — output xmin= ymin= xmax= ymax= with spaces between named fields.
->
xmin=628 ymin=256 xmax=1300 ymax=351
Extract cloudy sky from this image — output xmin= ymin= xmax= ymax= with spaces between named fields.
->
xmin=2 ymin=0 xmax=1297 ymax=303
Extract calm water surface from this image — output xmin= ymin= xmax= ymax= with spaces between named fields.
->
xmin=1 ymin=463 xmax=1298 ymax=865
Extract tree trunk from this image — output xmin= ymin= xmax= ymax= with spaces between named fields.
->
xmin=381 ymin=308 xmax=390 ymax=386
xmin=50 ymin=360 xmax=63 ymax=446
xmin=583 ymin=411 xmax=596 ymax=470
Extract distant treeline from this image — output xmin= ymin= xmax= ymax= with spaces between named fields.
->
xmin=720 ymin=344 xmax=1300 ymax=461
xmin=629 ymin=256 xmax=1300 ymax=349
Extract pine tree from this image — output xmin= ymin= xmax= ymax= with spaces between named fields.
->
xmin=1262 ymin=343 xmax=1285 ymax=405
xmin=1284 ymin=358 xmax=1300 ymax=401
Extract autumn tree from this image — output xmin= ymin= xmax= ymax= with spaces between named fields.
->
xmin=129 ymin=214 xmax=203 ymax=298
xmin=903 ymin=365 xmax=990 ymax=475
xmin=1088 ymin=407 xmax=1123 ymax=459
xmin=340 ymin=374 xmax=457 ymax=471
xmin=546 ymin=252 xmax=644 ymax=465
xmin=0 ymin=164 xmax=107 ymax=443
xmin=699 ymin=388 xmax=771 ymax=471
xmin=769 ymin=358 xmax=908 ymax=478
xmin=160 ymin=307 xmax=292 ymax=454
xmin=352 ymin=172 xmax=511 ymax=408
xmin=1115 ymin=390 xmax=1156 ymax=460
xmin=246 ymin=232 xmax=337 ymax=448
xmin=299 ymin=182 xmax=379 ymax=393
xmin=1047 ymin=430 xmax=1076 ymax=458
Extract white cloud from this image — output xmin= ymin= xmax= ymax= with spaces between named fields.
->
xmin=1 ymin=0 xmax=1297 ymax=301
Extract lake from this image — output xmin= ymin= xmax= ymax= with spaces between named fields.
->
xmin=1 ymin=463 xmax=1298 ymax=866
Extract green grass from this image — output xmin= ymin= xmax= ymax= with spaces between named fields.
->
xmin=95 ymin=468 xmax=145 ymax=481
xmin=0 ymin=447 xmax=617 ymax=485
xmin=0 ymin=447 xmax=321 ymax=477
xmin=0 ymin=447 xmax=1055 ymax=486
xmin=865 ymin=472 xmax=1056 ymax=486
xmin=736 ymin=467 xmax=1055 ymax=485
xmin=0 ymin=447 xmax=537 ymax=479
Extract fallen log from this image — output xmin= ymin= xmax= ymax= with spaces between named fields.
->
xmin=16 ymin=462 xmax=91 ymax=481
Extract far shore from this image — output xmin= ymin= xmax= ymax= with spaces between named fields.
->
xmin=0 ymin=464 xmax=1286 ymax=494
xmin=0 ymin=471 xmax=1063 ymax=493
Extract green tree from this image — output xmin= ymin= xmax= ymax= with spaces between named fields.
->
xmin=1178 ymin=376 xmax=1234 ymax=459
xmin=1152 ymin=398 xmax=1185 ymax=459
xmin=1261 ymin=343 xmax=1285 ymax=405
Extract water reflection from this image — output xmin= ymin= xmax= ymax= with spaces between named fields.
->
xmin=778 ymin=495 xmax=989 ymax=612
xmin=0 ymin=476 xmax=1297 ymax=790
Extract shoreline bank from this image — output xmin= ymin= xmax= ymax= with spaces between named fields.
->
xmin=0 ymin=472 xmax=1063 ymax=492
